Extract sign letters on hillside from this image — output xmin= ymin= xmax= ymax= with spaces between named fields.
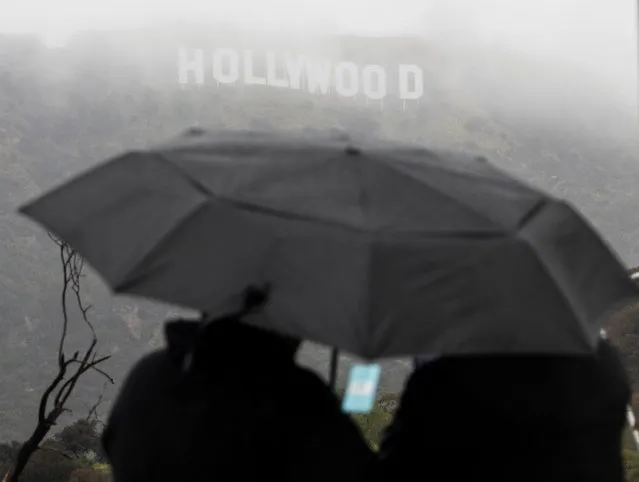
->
xmin=177 ymin=48 xmax=424 ymax=104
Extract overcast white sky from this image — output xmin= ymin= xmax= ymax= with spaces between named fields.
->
xmin=0 ymin=0 xmax=636 ymax=104
xmin=0 ymin=0 xmax=635 ymax=43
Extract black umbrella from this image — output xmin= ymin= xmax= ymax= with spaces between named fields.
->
xmin=19 ymin=128 xmax=639 ymax=359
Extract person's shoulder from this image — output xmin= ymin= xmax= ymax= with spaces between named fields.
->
xmin=597 ymin=339 xmax=630 ymax=384
xmin=105 ymin=350 xmax=176 ymax=430
xmin=124 ymin=348 xmax=177 ymax=385
xmin=133 ymin=348 xmax=172 ymax=370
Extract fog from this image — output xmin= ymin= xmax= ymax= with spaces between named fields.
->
xmin=1 ymin=0 xmax=636 ymax=114
xmin=2 ymin=0 xmax=639 ymax=436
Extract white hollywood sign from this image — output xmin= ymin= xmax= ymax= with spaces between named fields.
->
xmin=177 ymin=48 xmax=424 ymax=103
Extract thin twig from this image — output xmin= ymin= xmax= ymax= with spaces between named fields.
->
xmin=35 ymin=446 xmax=73 ymax=460
xmin=86 ymin=382 xmax=108 ymax=423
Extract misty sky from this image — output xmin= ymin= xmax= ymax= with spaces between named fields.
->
xmin=1 ymin=0 xmax=635 ymax=42
xmin=1 ymin=0 xmax=637 ymax=106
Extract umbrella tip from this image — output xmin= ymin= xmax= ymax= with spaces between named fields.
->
xmin=345 ymin=146 xmax=361 ymax=156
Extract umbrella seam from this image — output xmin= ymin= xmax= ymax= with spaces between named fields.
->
xmin=154 ymin=153 xmax=214 ymax=197
xmin=515 ymin=200 xmax=596 ymax=351
xmin=364 ymin=151 xmax=527 ymax=231
xmin=114 ymin=200 xmax=210 ymax=292
xmin=152 ymin=146 xmax=586 ymax=354
xmin=374 ymin=146 xmax=516 ymax=183
xmin=516 ymin=199 xmax=547 ymax=230
xmin=351 ymin=154 xmax=376 ymax=357
xmin=167 ymin=136 xmax=527 ymax=190
xmin=375 ymin=146 xmax=538 ymax=190
xmin=156 ymin=150 xmax=506 ymax=239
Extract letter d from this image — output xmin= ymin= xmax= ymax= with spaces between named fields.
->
xmin=398 ymin=65 xmax=424 ymax=100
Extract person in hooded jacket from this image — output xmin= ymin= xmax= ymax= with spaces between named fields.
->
xmin=380 ymin=338 xmax=631 ymax=482
xmin=102 ymin=289 xmax=378 ymax=482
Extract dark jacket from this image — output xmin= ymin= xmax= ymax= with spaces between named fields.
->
xmin=381 ymin=340 xmax=630 ymax=481
xmin=102 ymin=318 xmax=377 ymax=482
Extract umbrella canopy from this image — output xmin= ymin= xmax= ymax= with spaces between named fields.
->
xmin=19 ymin=128 xmax=639 ymax=359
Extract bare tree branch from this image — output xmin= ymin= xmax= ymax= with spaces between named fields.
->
xmin=48 ymin=234 xmax=72 ymax=370
xmin=7 ymin=236 xmax=114 ymax=482
xmin=34 ymin=446 xmax=73 ymax=460
xmin=68 ymin=359 xmax=114 ymax=384
xmin=86 ymin=382 xmax=108 ymax=424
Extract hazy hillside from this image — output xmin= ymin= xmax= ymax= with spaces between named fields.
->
xmin=1 ymin=26 xmax=638 ymax=441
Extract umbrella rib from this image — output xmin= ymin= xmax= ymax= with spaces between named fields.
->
xmin=350 ymin=155 xmax=376 ymax=353
xmin=365 ymin=153 xmax=515 ymax=230
xmin=515 ymin=199 xmax=547 ymax=230
xmin=514 ymin=200 xmax=595 ymax=351
xmin=154 ymin=153 xmax=214 ymax=197
xmin=111 ymin=153 xmax=215 ymax=292
xmin=115 ymin=200 xmax=210 ymax=292
xmin=375 ymin=146 xmax=527 ymax=186
xmin=154 ymin=152 xmax=355 ymax=228
xmin=157 ymin=144 xmax=516 ymax=232
xmin=156 ymin=149 xmax=504 ymax=238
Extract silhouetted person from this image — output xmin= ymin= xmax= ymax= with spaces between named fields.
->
xmin=102 ymin=289 xmax=377 ymax=482
xmin=381 ymin=339 xmax=630 ymax=482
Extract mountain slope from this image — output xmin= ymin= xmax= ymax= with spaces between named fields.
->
xmin=0 ymin=28 xmax=638 ymax=440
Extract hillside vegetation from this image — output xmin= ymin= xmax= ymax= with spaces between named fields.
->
xmin=3 ymin=400 xmax=639 ymax=482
